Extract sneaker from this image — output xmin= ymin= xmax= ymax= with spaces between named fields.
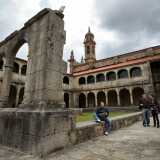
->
xmin=104 ymin=131 xmax=108 ymax=136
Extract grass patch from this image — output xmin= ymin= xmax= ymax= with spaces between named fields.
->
xmin=76 ymin=111 xmax=132 ymax=123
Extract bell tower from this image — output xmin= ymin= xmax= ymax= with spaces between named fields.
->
xmin=84 ymin=27 xmax=96 ymax=63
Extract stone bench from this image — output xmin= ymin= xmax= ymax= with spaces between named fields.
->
xmin=70 ymin=112 xmax=142 ymax=145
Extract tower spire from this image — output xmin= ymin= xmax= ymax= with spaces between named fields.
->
xmin=84 ymin=28 xmax=96 ymax=63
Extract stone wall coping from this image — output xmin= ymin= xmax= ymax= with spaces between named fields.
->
xmin=76 ymin=112 xmax=142 ymax=129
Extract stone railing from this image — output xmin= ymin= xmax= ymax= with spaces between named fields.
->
xmin=70 ymin=112 xmax=142 ymax=145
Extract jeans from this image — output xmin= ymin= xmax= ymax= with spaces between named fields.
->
xmin=143 ymin=108 xmax=150 ymax=126
xmin=94 ymin=113 xmax=111 ymax=132
xmin=152 ymin=111 xmax=159 ymax=127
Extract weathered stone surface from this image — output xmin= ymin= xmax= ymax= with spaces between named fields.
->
xmin=0 ymin=119 xmax=160 ymax=160
xmin=0 ymin=108 xmax=76 ymax=156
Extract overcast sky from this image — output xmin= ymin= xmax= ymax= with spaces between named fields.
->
xmin=1 ymin=0 xmax=160 ymax=62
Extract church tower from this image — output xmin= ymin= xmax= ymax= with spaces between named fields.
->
xmin=84 ymin=27 xmax=96 ymax=63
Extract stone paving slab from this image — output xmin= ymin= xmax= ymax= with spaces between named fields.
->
xmin=0 ymin=119 xmax=160 ymax=160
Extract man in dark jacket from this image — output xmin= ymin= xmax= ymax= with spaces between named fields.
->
xmin=95 ymin=102 xmax=111 ymax=135
xmin=150 ymin=95 xmax=159 ymax=128
xmin=139 ymin=94 xmax=151 ymax=127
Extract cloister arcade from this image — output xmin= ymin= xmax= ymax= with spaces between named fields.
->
xmin=77 ymin=87 xmax=144 ymax=108
xmin=78 ymin=66 xmax=142 ymax=85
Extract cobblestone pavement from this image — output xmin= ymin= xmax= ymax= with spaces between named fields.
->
xmin=0 ymin=120 xmax=160 ymax=160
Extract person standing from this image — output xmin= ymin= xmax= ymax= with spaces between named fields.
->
xmin=95 ymin=101 xmax=111 ymax=135
xmin=150 ymin=95 xmax=159 ymax=128
xmin=139 ymin=94 xmax=151 ymax=127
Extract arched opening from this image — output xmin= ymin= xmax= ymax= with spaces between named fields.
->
xmin=130 ymin=67 xmax=142 ymax=78
xmin=97 ymin=91 xmax=106 ymax=106
xmin=119 ymin=88 xmax=131 ymax=106
xmin=79 ymin=93 xmax=86 ymax=108
xmin=64 ymin=93 xmax=69 ymax=108
xmin=8 ymin=85 xmax=17 ymax=108
xmin=87 ymin=75 xmax=95 ymax=84
xmin=18 ymin=87 xmax=24 ymax=104
xmin=21 ymin=65 xmax=27 ymax=75
xmin=108 ymin=90 xmax=118 ymax=106
xmin=88 ymin=92 xmax=95 ymax=107
xmin=13 ymin=62 xmax=19 ymax=73
xmin=0 ymin=59 xmax=3 ymax=70
xmin=132 ymin=87 xmax=144 ymax=105
xmin=79 ymin=77 xmax=86 ymax=85
xmin=87 ymin=46 xmax=90 ymax=54
xmin=107 ymin=72 xmax=116 ymax=81
xmin=96 ymin=73 xmax=105 ymax=82
xmin=118 ymin=69 xmax=128 ymax=79
xmin=63 ymin=76 xmax=69 ymax=85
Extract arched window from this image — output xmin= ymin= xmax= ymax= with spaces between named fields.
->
xmin=63 ymin=76 xmax=69 ymax=84
xmin=79 ymin=93 xmax=86 ymax=108
xmin=119 ymin=88 xmax=131 ymax=106
xmin=106 ymin=72 xmax=116 ymax=81
xmin=21 ymin=65 xmax=27 ymax=75
xmin=108 ymin=90 xmax=118 ymax=106
xmin=87 ymin=75 xmax=95 ymax=84
xmin=18 ymin=87 xmax=24 ymax=104
xmin=118 ymin=69 xmax=128 ymax=79
xmin=97 ymin=91 xmax=106 ymax=105
xmin=96 ymin=73 xmax=105 ymax=82
xmin=132 ymin=87 xmax=144 ymax=105
xmin=130 ymin=67 xmax=142 ymax=78
xmin=87 ymin=92 xmax=95 ymax=107
xmin=64 ymin=93 xmax=69 ymax=108
xmin=79 ymin=77 xmax=86 ymax=85
xmin=87 ymin=46 xmax=90 ymax=54
xmin=13 ymin=62 xmax=19 ymax=73
xmin=0 ymin=60 xmax=3 ymax=70
xmin=9 ymin=85 xmax=17 ymax=108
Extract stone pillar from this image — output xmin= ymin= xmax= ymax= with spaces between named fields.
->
xmin=15 ymin=85 xmax=21 ymax=106
xmin=94 ymin=91 xmax=98 ymax=107
xmin=129 ymin=88 xmax=133 ymax=105
xmin=105 ymin=91 xmax=108 ymax=105
xmin=85 ymin=92 xmax=88 ymax=108
xmin=23 ymin=10 xmax=66 ymax=107
xmin=0 ymin=57 xmax=13 ymax=107
xmin=116 ymin=89 xmax=120 ymax=106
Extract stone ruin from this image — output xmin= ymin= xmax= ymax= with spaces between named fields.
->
xmin=0 ymin=8 xmax=76 ymax=156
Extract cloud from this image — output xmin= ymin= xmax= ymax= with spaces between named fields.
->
xmin=94 ymin=0 xmax=160 ymax=59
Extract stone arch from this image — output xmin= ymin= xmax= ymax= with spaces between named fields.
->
xmin=97 ymin=91 xmax=106 ymax=105
xmin=64 ymin=93 xmax=69 ymax=108
xmin=63 ymin=76 xmax=69 ymax=84
xmin=79 ymin=77 xmax=86 ymax=85
xmin=0 ymin=9 xmax=66 ymax=107
xmin=108 ymin=90 xmax=118 ymax=106
xmin=132 ymin=87 xmax=144 ymax=105
xmin=13 ymin=62 xmax=19 ymax=73
xmin=87 ymin=75 xmax=95 ymax=84
xmin=106 ymin=71 xmax=116 ymax=81
xmin=79 ymin=93 xmax=86 ymax=108
xmin=0 ymin=59 xmax=3 ymax=70
xmin=118 ymin=69 xmax=128 ymax=79
xmin=8 ymin=85 xmax=17 ymax=108
xmin=130 ymin=67 xmax=142 ymax=78
xmin=87 ymin=92 xmax=95 ymax=107
xmin=21 ymin=65 xmax=27 ymax=75
xmin=96 ymin=73 xmax=105 ymax=82
xmin=119 ymin=88 xmax=131 ymax=106
xmin=18 ymin=87 xmax=24 ymax=104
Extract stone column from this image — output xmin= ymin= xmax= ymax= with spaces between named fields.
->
xmin=85 ymin=92 xmax=88 ymax=108
xmin=116 ymin=89 xmax=120 ymax=106
xmin=0 ymin=57 xmax=13 ymax=107
xmin=23 ymin=10 xmax=66 ymax=107
xmin=94 ymin=91 xmax=98 ymax=107
xmin=129 ymin=88 xmax=133 ymax=105
xmin=105 ymin=90 xmax=108 ymax=105
xmin=15 ymin=85 xmax=21 ymax=106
